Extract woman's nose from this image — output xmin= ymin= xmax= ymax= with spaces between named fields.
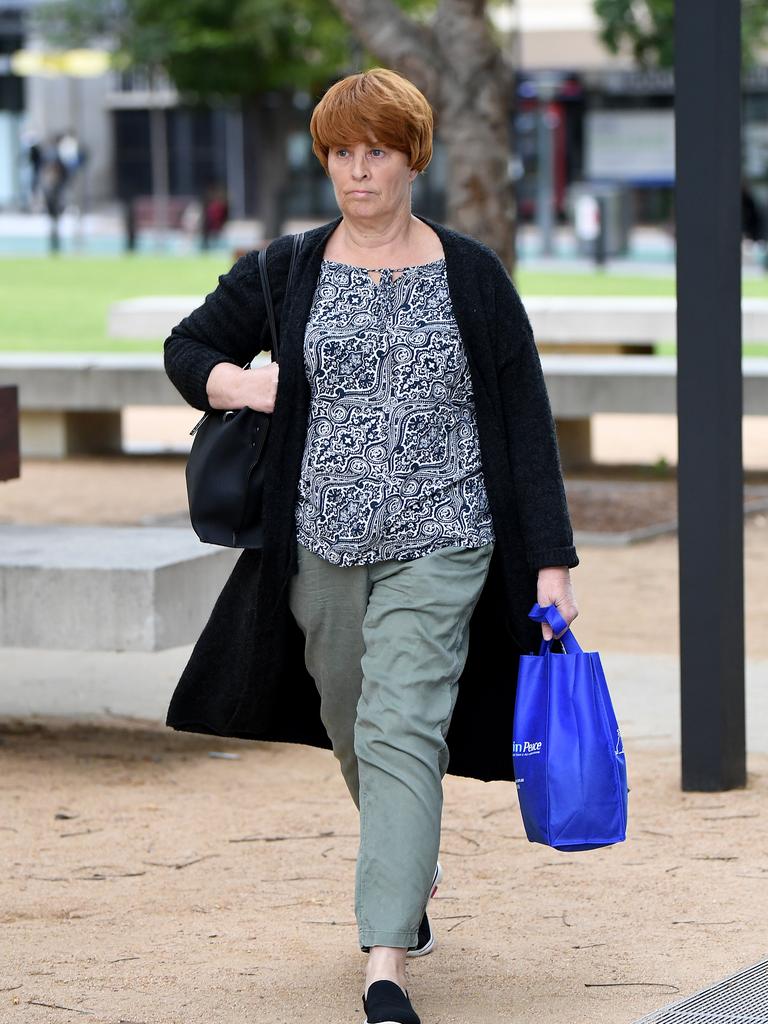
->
xmin=351 ymin=156 xmax=368 ymax=178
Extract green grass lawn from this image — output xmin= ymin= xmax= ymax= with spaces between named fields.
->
xmin=0 ymin=255 xmax=231 ymax=353
xmin=1 ymin=256 xmax=768 ymax=353
xmin=517 ymin=270 xmax=768 ymax=301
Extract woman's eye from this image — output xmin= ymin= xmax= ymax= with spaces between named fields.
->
xmin=333 ymin=146 xmax=384 ymax=158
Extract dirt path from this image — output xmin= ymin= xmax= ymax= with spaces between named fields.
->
xmin=3 ymin=717 xmax=768 ymax=1024
xmin=3 ymin=440 xmax=768 ymax=1023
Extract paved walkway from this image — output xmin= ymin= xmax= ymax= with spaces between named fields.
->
xmin=2 ymin=647 xmax=766 ymax=754
xmin=6 ymin=206 xmax=767 ymax=275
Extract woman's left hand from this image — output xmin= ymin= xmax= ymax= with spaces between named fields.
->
xmin=536 ymin=567 xmax=579 ymax=640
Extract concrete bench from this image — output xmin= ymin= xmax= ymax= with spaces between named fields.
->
xmin=108 ymin=296 xmax=208 ymax=341
xmin=0 ymin=353 xmax=187 ymax=457
xmin=543 ymin=354 xmax=768 ymax=464
xmin=0 ymin=352 xmax=257 ymax=458
xmin=107 ymin=294 xmax=768 ymax=348
xmin=2 ymin=352 xmax=767 ymax=465
xmin=0 ymin=524 xmax=239 ymax=651
xmin=525 ymin=296 xmax=768 ymax=347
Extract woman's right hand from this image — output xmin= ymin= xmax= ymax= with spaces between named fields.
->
xmin=206 ymin=361 xmax=280 ymax=414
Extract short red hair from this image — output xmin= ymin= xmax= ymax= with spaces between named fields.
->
xmin=310 ymin=68 xmax=434 ymax=175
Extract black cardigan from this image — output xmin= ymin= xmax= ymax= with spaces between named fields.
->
xmin=162 ymin=213 xmax=578 ymax=783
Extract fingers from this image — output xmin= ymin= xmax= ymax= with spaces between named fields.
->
xmin=553 ymin=604 xmax=579 ymax=640
xmin=556 ymin=607 xmax=578 ymax=637
xmin=538 ymin=600 xmax=579 ymax=642
xmin=242 ymin=364 xmax=279 ymax=414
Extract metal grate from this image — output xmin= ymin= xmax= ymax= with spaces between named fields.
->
xmin=633 ymin=959 xmax=768 ymax=1023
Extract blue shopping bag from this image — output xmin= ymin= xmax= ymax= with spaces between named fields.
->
xmin=512 ymin=603 xmax=629 ymax=852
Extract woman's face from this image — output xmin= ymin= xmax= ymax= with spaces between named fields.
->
xmin=327 ymin=140 xmax=418 ymax=221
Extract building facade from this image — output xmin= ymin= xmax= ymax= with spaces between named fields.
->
xmin=1 ymin=0 xmax=766 ymax=230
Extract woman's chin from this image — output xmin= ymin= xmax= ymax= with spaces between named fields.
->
xmin=341 ymin=201 xmax=380 ymax=216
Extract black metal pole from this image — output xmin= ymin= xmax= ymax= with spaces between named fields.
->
xmin=675 ymin=0 xmax=746 ymax=790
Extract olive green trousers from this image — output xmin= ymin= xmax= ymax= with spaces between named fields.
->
xmin=287 ymin=539 xmax=495 ymax=950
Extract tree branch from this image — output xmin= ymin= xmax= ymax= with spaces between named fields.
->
xmin=330 ymin=0 xmax=440 ymax=97
xmin=434 ymin=0 xmax=510 ymax=98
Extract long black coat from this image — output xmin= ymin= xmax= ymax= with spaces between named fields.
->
xmin=163 ymin=215 xmax=578 ymax=783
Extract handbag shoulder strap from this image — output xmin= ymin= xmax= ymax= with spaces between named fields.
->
xmin=257 ymin=231 xmax=305 ymax=361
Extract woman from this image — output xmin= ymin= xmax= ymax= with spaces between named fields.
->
xmin=164 ymin=68 xmax=578 ymax=1024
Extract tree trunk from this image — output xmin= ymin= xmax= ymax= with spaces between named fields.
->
xmin=433 ymin=2 xmax=516 ymax=269
xmin=329 ymin=0 xmax=517 ymax=271
xmin=243 ymin=90 xmax=294 ymax=242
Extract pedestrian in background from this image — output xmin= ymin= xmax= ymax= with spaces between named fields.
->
xmin=201 ymin=181 xmax=229 ymax=250
xmin=38 ymin=131 xmax=86 ymax=253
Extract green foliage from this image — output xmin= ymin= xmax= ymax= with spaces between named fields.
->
xmin=33 ymin=0 xmax=357 ymax=99
xmin=128 ymin=0 xmax=353 ymax=98
xmin=33 ymin=0 xmax=433 ymax=102
xmin=31 ymin=0 xmax=165 ymax=68
xmin=593 ymin=0 xmax=768 ymax=69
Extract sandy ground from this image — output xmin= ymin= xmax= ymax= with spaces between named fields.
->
xmin=2 ymin=417 xmax=768 ymax=1024
xmin=3 ymin=719 xmax=768 ymax=1024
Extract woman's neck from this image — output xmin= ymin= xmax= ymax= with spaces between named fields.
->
xmin=326 ymin=213 xmax=441 ymax=268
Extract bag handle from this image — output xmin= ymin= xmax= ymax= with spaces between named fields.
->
xmin=528 ymin=602 xmax=583 ymax=655
xmin=257 ymin=231 xmax=304 ymax=363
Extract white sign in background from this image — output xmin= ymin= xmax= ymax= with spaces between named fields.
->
xmin=586 ymin=109 xmax=676 ymax=183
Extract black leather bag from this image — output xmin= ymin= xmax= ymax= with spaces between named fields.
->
xmin=185 ymin=231 xmax=304 ymax=548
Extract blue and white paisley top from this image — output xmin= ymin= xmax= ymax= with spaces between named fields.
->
xmin=293 ymin=256 xmax=496 ymax=565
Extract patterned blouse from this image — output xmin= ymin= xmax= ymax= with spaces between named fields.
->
xmin=293 ymin=256 xmax=496 ymax=566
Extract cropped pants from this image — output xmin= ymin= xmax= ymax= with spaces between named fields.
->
xmin=287 ymin=539 xmax=495 ymax=949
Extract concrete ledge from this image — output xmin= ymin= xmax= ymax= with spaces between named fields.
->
xmin=0 ymin=353 xmax=181 ymax=409
xmin=107 ymin=294 xmax=768 ymax=343
xmin=528 ymin=296 xmax=768 ymax=343
xmin=0 ymin=525 xmax=240 ymax=651
xmin=541 ymin=354 xmax=768 ymax=416
xmin=2 ymin=353 xmax=766 ymax=418
xmin=2 ymin=352 xmax=767 ymax=464
xmin=108 ymin=296 xmax=204 ymax=340
xmin=0 ymin=353 xmax=270 ymax=412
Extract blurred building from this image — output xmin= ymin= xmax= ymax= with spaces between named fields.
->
xmin=0 ymin=1 xmax=23 ymax=205
xmin=0 ymin=0 xmax=766 ymax=228
xmin=107 ymin=66 xmax=238 ymax=212
xmin=502 ymin=0 xmax=768 ymax=225
xmin=0 ymin=0 xmax=114 ymax=209
xmin=0 ymin=1 xmax=252 ymax=215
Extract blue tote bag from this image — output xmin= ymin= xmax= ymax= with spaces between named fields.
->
xmin=512 ymin=603 xmax=629 ymax=852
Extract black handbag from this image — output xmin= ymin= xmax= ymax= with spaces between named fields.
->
xmin=185 ymin=231 xmax=304 ymax=548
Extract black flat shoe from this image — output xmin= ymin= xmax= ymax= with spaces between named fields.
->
xmin=406 ymin=909 xmax=435 ymax=958
xmin=362 ymin=980 xmax=421 ymax=1024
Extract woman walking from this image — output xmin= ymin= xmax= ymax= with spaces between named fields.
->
xmin=164 ymin=68 xmax=578 ymax=1024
